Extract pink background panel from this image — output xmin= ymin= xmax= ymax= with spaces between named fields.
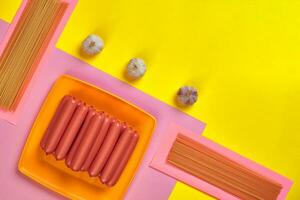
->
xmin=0 ymin=20 xmax=206 ymax=200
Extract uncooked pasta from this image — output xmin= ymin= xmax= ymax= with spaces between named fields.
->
xmin=167 ymin=134 xmax=282 ymax=200
xmin=0 ymin=0 xmax=67 ymax=110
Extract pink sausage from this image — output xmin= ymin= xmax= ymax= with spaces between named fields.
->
xmin=43 ymin=96 xmax=78 ymax=154
xmin=100 ymin=128 xmax=134 ymax=183
xmin=54 ymin=103 xmax=88 ymax=160
xmin=106 ymin=132 xmax=139 ymax=187
xmin=65 ymin=107 xmax=96 ymax=167
xmin=81 ymin=114 xmax=112 ymax=171
xmin=70 ymin=112 xmax=103 ymax=171
xmin=40 ymin=95 xmax=70 ymax=150
xmin=89 ymin=121 xmax=122 ymax=177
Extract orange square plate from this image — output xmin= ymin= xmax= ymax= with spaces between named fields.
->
xmin=18 ymin=75 xmax=156 ymax=200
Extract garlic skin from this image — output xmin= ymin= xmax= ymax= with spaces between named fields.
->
xmin=81 ymin=34 xmax=104 ymax=56
xmin=126 ymin=58 xmax=146 ymax=79
xmin=177 ymin=86 xmax=198 ymax=106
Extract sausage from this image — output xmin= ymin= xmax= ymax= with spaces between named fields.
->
xmin=40 ymin=95 xmax=70 ymax=150
xmin=89 ymin=121 xmax=122 ymax=177
xmin=43 ymin=96 xmax=78 ymax=154
xmin=54 ymin=103 xmax=88 ymax=160
xmin=100 ymin=128 xmax=134 ymax=183
xmin=65 ymin=107 xmax=96 ymax=167
xmin=80 ymin=114 xmax=112 ymax=171
xmin=70 ymin=112 xmax=103 ymax=171
xmin=106 ymin=132 xmax=139 ymax=187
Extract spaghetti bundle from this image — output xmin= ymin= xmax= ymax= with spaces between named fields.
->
xmin=167 ymin=134 xmax=282 ymax=200
xmin=0 ymin=0 xmax=67 ymax=110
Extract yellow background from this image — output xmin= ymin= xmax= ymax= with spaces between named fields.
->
xmin=1 ymin=0 xmax=300 ymax=199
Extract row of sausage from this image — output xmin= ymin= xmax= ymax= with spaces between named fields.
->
xmin=40 ymin=95 xmax=139 ymax=186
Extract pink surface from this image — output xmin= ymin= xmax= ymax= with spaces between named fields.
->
xmin=0 ymin=0 xmax=77 ymax=124
xmin=150 ymin=123 xmax=293 ymax=200
xmin=0 ymin=20 xmax=206 ymax=200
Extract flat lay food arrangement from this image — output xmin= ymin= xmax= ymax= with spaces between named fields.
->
xmin=0 ymin=0 xmax=299 ymax=200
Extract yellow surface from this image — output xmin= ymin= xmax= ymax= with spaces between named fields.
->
xmin=18 ymin=75 xmax=155 ymax=200
xmin=1 ymin=0 xmax=300 ymax=199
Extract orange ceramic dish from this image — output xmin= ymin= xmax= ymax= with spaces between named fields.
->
xmin=18 ymin=75 xmax=156 ymax=200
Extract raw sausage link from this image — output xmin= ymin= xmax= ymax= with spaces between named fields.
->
xmin=54 ymin=103 xmax=88 ymax=160
xmin=106 ymin=132 xmax=139 ymax=186
xmin=43 ymin=96 xmax=78 ymax=154
xmin=65 ymin=107 xmax=96 ymax=167
xmin=81 ymin=114 xmax=112 ymax=171
xmin=89 ymin=121 xmax=122 ymax=177
xmin=100 ymin=128 xmax=134 ymax=183
xmin=41 ymin=95 xmax=70 ymax=150
xmin=70 ymin=112 xmax=103 ymax=171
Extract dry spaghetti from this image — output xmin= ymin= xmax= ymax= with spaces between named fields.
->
xmin=167 ymin=134 xmax=282 ymax=200
xmin=0 ymin=0 xmax=67 ymax=110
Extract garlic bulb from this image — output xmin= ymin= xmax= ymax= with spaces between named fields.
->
xmin=177 ymin=86 xmax=198 ymax=106
xmin=81 ymin=34 xmax=104 ymax=56
xmin=126 ymin=58 xmax=146 ymax=79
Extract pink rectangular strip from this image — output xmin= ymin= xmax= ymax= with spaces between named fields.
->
xmin=0 ymin=0 xmax=78 ymax=124
xmin=150 ymin=123 xmax=293 ymax=200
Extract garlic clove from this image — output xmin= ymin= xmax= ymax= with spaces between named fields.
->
xmin=126 ymin=58 xmax=146 ymax=79
xmin=177 ymin=86 xmax=198 ymax=106
xmin=81 ymin=34 xmax=104 ymax=56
